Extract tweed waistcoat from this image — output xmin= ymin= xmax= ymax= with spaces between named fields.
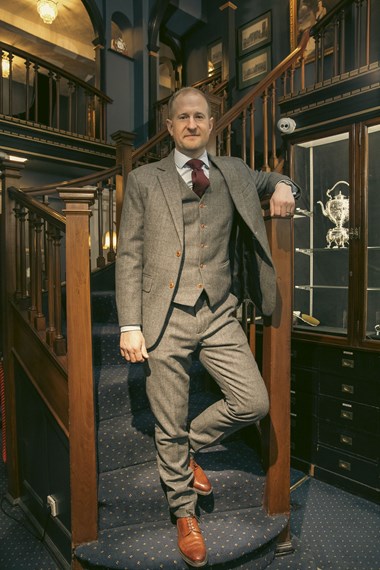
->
xmin=173 ymin=164 xmax=234 ymax=306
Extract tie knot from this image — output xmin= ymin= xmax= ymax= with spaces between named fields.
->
xmin=186 ymin=158 xmax=204 ymax=171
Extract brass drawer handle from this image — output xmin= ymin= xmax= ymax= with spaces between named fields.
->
xmin=340 ymin=410 xmax=353 ymax=421
xmin=342 ymin=358 xmax=354 ymax=368
xmin=339 ymin=460 xmax=351 ymax=472
xmin=341 ymin=384 xmax=354 ymax=394
xmin=340 ymin=434 xmax=353 ymax=446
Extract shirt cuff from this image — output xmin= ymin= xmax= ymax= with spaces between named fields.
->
xmin=120 ymin=325 xmax=141 ymax=333
xmin=277 ymin=179 xmax=300 ymax=197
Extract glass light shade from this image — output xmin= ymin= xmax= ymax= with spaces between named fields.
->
xmin=102 ymin=231 xmax=117 ymax=250
xmin=37 ymin=0 xmax=58 ymax=25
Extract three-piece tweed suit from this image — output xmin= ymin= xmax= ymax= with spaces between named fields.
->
xmin=116 ymin=151 xmax=292 ymax=517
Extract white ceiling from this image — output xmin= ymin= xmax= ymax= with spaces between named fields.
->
xmin=0 ymin=0 xmax=96 ymax=80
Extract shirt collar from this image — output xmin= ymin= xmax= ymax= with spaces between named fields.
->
xmin=174 ymin=149 xmax=210 ymax=170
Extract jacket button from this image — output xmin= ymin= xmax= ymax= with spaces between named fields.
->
xmin=197 ymin=283 xmax=203 ymax=289
xmin=169 ymin=280 xmax=175 ymax=289
xmin=176 ymin=250 xmax=181 ymax=257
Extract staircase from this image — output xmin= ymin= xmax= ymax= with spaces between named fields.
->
xmin=74 ymin=265 xmax=307 ymax=570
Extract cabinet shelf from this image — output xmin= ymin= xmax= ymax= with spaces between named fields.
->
xmin=295 ymin=247 xmax=349 ymax=255
xmin=295 ymin=285 xmax=348 ymax=291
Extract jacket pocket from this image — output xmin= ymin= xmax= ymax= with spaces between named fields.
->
xmin=142 ymin=274 xmax=153 ymax=292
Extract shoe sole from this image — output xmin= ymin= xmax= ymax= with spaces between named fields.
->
xmin=179 ymin=549 xmax=208 ymax=567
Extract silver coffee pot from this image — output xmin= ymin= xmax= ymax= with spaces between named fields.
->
xmin=317 ymin=180 xmax=350 ymax=248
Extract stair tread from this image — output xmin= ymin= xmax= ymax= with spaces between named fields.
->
xmin=76 ymin=507 xmax=288 ymax=570
xmin=98 ymin=442 xmax=266 ymax=530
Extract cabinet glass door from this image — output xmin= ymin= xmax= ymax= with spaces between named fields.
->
xmin=366 ymin=125 xmax=380 ymax=340
xmin=292 ymin=132 xmax=350 ymax=336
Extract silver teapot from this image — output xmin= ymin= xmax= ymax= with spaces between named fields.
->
xmin=317 ymin=180 xmax=350 ymax=248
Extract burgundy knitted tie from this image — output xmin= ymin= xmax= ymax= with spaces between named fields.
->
xmin=186 ymin=159 xmax=210 ymax=198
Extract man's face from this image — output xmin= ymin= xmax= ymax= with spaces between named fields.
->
xmin=166 ymin=92 xmax=214 ymax=158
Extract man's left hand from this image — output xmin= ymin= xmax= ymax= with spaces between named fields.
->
xmin=270 ymin=182 xmax=295 ymax=217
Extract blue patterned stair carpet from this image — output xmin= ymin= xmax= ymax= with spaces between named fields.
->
xmin=75 ymin=266 xmax=311 ymax=569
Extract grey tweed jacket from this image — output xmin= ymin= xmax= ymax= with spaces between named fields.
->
xmin=116 ymin=151 xmax=292 ymax=348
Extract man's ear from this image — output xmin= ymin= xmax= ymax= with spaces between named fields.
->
xmin=166 ymin=119 xmax=173 ymax=135
xmin=209 ymin=117 xmax=214 ymax=133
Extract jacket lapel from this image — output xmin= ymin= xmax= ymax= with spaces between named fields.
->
xmin=156 ymin=152 xmax=184 ymax=246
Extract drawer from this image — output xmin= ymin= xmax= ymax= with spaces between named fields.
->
xmin=318 ymin=395 xmax=380 ymax=434
xmin=319 ymin=373 xmax=378 ymax=407
xmin=291 ymin=368 xmax=318 ymax=394
xmin=316 ymin=445 xmax=379 ymax=488
xmin=291 ymin=344 xmax=318 ymax=368
xmin=318 ymin=347 xmax=361 ymax=378
xmin=291 ymin=390 xmax=316 ymax=417
xmin=318 ymin=420 xmax=379 ymax=461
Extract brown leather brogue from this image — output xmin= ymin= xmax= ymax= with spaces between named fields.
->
xmin=177 ymin=516 xmax=208 ymax=567
xmin=190 ymin=458 xmax=213 ymax=496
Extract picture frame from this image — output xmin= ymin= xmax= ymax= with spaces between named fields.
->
xmin=290 ymin=0 xmax=340 ymax=61
xmin=238 ymin=46 xmax=271 ymax=90
xmin=238 ymin=11 xmax=272 ymax=57
xmin=207 ymin=40 xmax=222 ymax=72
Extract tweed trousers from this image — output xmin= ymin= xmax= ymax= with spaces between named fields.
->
xmin=145 ymin=292 xmax=269 ymax=518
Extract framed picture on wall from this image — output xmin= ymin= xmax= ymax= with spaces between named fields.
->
xmin=238 ymin=46 xmax=271 ymax=90
xmin=238 ymin=11 xmax=272 ymax=57
xmin=207 ymin=40 xmax=222 ymax=73
xmin=290 ymin=0 xmax=340 ymax=60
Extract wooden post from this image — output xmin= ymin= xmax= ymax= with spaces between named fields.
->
xmin=111 ymin=130 xmax=135 ymax=234
xmin=0 ymin=158 xmax=25 ymax=499
xmin=261 ymin=213 xmax=293 ymax=553
xmin=59 ymin=187 xmax=98 ymax=550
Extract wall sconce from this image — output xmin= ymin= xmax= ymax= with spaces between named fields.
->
xmin=37 ymin=0 xmax=58 ymax=25
xmin=1 ymin=53 xmax=10 ymax=78
xmin=102 ymin=231 xmax=117 ymax=250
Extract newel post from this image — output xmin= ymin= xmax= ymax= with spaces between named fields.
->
xmin=261 ymin=212 xmax=293 ymax=553
xmin=0 ymin=158 xmax=24 ymax=499
xmin=111 ymin=130 xmax=135 ymax=234
xmin=59 ymin=187 xmax=98 ymax=550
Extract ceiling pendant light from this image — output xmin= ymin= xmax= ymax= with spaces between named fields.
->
xmin=37 ymin=0 xmax=58 ymax=25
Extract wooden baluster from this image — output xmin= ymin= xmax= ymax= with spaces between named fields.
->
xmin=48 ymin=70 xmax=54 ymax=127
xmin=314 ymin=33 xmax=321 ymax=84
xmin=241 ymin=109 xmax=247 ymax=163
xmin=68 ymin=81 xmax=73 ymax=133
xmin=281 ymin=70 xmax=287 ymax=98
xmin=96 ymin=182 xmax=105 ymax=268
xmin=300 ymin=56 xmax=306 ymax=91
xmin=59 ymin=187 xmax=98 ymax=548
xmin=34 ymin=217 xmax=46 ymax=331
xmin=262 ymin=89 xmax=270 ymax=172
xmin=52 ymin=227 xmax=66 ymax=356
xmin=333 ymin=16 xmax=339 ymax=76
xmin=365 ymin=0 xmax=370 ymax=66
xmin=28 ymin=211 xmax=37 ymax=322
xmin=33 ymin=63 xmax=39 ymax=123
xmin=226 ymin=123 xmax=232 ymax=157
xmin=19 ymin=208 xmax=27 ymax=299
xmin=8 ymin=52 xmax=14 ymax=117
xmin=107 ymin=178 xmax=116 ymax=263
xmin=74 ymin=84 xmax=78 ymax=135
xmin=355 ymin=0 xmax=362 ymax=69
xmin=46 ymin=224 xmax=56 ymax=347
xmin=320 ymin=30 xmax=325 ymax=81
xmin=249 ymin=102 xmax=255 ymax=170
xmin=55 ymin=74 xmax=61 ymax=129
xmin=14 ymin=205 xmax=22 ymax=300
xmin=25 ymin=59 xmax=31 ymax=121
xmin=340 ymin=9 xmax=346 ymax=74
xmin=290 ymin=63 xmax=295 ymax=96
xmin=270 ymin=82 xmax=278 ymax=171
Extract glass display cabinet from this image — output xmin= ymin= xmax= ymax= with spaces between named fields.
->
xmin=290 ymin=122 xmax=380 ymax=346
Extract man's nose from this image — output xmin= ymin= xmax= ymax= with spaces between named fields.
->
xmin=187 ymin=117 xmax=197 ymax=129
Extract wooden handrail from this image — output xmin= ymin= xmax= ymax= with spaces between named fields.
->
xmin=21 ymin=165 xmax=121 ymax=196
xmin=310 ymin=0 xmax=353 ymax=36
xmin=8 ymin=187 xmax=66 ymax=229
xmin=0 ymin=41 xmax=112 ymax=104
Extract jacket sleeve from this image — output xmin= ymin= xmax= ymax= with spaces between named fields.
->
xmin=115 ymin=170 xmax=144 ymax=328
xmin=237 ymin=158 xmax=300 ymax=199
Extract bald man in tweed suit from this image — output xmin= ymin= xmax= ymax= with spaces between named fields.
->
xmin=116 ymin=87 xmax=297 ymax=567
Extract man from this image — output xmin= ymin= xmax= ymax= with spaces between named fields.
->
xmin=116 ymin=87 xmax=297 ymax=567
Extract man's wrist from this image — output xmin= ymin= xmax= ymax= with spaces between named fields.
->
xmin=276 ymin=179 xmax=300 ymax=197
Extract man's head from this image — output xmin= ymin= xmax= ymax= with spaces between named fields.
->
xmin=166 ymin=87 xmax=214 ymax=158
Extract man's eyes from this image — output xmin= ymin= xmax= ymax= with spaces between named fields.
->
xmin=178 ymin=115 xmax=206 ymax=121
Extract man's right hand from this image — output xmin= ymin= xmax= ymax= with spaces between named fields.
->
xmin=120 ymin=331 xmax=149 ymax=363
